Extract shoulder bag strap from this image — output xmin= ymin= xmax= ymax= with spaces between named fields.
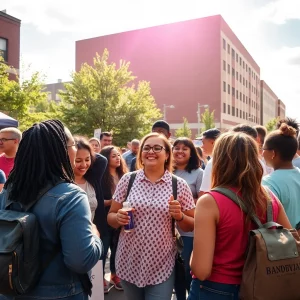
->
xmin=211 ymin=187 xmax=263 ymax=228
xmin=171 ymin=175 xmax=178 ymax=238
xmin=126 ymin=171 xmax=137 ymax=200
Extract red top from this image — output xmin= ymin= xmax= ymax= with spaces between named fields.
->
xmin=202 ymin=190 xmax=279 ymax=285
xmin=0 ymin=154 xmax=14 ymax=178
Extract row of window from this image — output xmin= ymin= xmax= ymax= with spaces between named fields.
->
xmin=223 ymin=38 xmax=258 ymax=81
xmin=223 ymin=103 xmax=259 ymax=123
xmin=223 ymin=82 xmax=259 ymax=110
xmin=223 ymin=61 xmax=259 ymax=95
xmin=0 ymin=37 xmax=7 ymax=62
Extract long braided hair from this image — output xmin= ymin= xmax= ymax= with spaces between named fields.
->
xmin=5 ymin=120 xmax=75 ymax=204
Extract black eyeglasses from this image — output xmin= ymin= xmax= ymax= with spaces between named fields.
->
xmin=142 ymin=145 xmax=166 ymax=153
xmin=0 ymin=138 xmax=16 ymax=143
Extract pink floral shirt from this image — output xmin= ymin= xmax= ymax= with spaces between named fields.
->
xmin=113 ymin=170 xmax=195 ymax=287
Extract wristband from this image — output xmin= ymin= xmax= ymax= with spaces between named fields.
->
xmin=176 ymin=213 xmax=184 ymax=222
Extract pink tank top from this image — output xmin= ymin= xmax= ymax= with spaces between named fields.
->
xmin=206 ymin=190 xmax=280 ymax=285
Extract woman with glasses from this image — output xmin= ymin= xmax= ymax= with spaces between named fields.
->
xmin=172 ymin=137 xmax=203 ymax=299
xmin=107 ymin=132 xmax=195 ymax=300
xmin=100 ymin=146 xmax=128 ymax=293
xmin=262 ymin=123 xmax=300 ymax=229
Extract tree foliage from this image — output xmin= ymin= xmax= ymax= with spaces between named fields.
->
xmin=265 ymin=117 xmax=279 ymax=132
xmin=60 ymin=49 xmax=161 ymax=145
xmin=200 ymin=108 xmax=215 ymax=132
xmin=0 ymin=57 xmax=56 ymax=131
xmin=175 ymin=117 xmax=192 ymax=138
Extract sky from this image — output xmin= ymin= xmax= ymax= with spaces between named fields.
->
xmin=1 ymin=0 xmax=300 ymax=118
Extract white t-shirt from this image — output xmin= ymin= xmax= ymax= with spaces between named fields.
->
xmin=200 ymin=158 xmax=213 ymax=192
xmin=77 ymin=181 xmax=98 ymax=221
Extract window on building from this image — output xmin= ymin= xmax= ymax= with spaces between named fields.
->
xmin=228 ymin=104 xmax=230 ymax=114
xmin=246 ymin=112 xmax=248 ymax=119
xmin=236 ymin=71 xmax=238 ymax=79
xmin=240 ymin=57 xmax=242 ymax=65
xmin=236 ymin=90 xmax=238 ymax=99
xmin=240 ymin=110 xmax=242 ymax=118
xmin=236 ymin=53 xmax=238 ymax=62
xmin=232 ymin=106 xmax=235 ymax=116
xmin=223 ymin=81 xmax=226 ymax=92
xmin=232 ymin=48 xmax=235 ymax=58
xmin=243 ymin=94 xmax=245 ymax=102
xmin=243 ymin=111 xmax=245 ymax=119
xmin=223 ymin=103 xmax=226 ymax=113
xmin=243 ymin=78 xmax=245 ymax=85
xmin=223 ymin=38 xmax=226 ymax=50
xmin=246 ymin=80 xmax=248 ymax=88
xmin=240 ymin=74 xmax=242 ymax=83
xmin=223 ymin=60 xmax=226 ymax=71
xmin=0 ymin=38 xmax=8 ymax=62
xmin=246 ymin=64 xmax=248 ymax=71
xmin=249 ymin=67 xmax=251 ymax=74
xmin=240 ymin=92 xmax=242 ymax=100
xmin=228 ymin=84 xmax=230 ymax=94
xmin=246 ymin=96 xmax=248 ymax=104
xmin=232 ymin=67 xmax=235 ymax=77
xmin=243 ymin=61 xmax=245 ymax=69
xmin=228 ymin=44 xmax=230 ymax=54
xmin=228 ymin=64 xmax=230 ymax=74
xmin=236 ymin=108 xmax=238 ymax=116
xmin=232 ymin=87 xmax=235 ymax=96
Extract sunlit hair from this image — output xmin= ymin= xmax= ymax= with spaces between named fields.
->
xmin=136 ymin=132 xmax=173 ymax=172
xmin=74 ymin=136 xmax=96 ymax=165
xmin=100 ymin=146 xmax=128 ymax=194
xmin=173 ymin=137 xmax=200 ymax=173
xmin=89 ymin=137 xmax=101 ymax=146
xmin=211 ymin=132 xmax=269 ymax=220
xmin=265 ymin=123 xmax=298 ymax=161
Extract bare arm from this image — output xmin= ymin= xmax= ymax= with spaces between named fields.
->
xmin=190 ymin=193 xmax=219 ymax=280
xmin=104 ymin=199 xmax=112 ymax=207
xmin=277 ymin=201 xmax=292 ymax=229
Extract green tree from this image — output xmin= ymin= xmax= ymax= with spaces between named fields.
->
xmin=0 ymin=57 xmax=56 ymax=131
xmin=175 ymin=117 xmax=192 ymax=138
xmin=60 ymin=49 xmax=161 ymax=145
xmin=265 ymin=117 xmax=279 ymax=132
xmin=200 ymin=108 xmax=215 ymax=133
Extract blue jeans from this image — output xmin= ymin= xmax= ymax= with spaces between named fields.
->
xmin=174 ymin=236 xmax=193 ymax=300
xmin=188 ymin=279 xmax=239 ymax=300
xmin=121 ymin=268 xmax=175 ymax=300
xmin=102 ymin=226 xmax=120 ymax=275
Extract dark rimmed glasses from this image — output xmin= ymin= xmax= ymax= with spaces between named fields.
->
xmin=142 ymin=145 xmax=166 ymax=153
xmin=0 ymin=138 xmax=16 ymax=144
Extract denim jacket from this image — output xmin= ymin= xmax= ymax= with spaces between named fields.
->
xmin=0 ymin=182 xmax=103 ymax=299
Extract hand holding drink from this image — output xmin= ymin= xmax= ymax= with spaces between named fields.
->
xmin=116 ymin=201 xmax=135 ymax=232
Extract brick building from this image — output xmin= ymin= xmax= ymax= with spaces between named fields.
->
xmin=0 ymin=10 xmax=21 ymax=79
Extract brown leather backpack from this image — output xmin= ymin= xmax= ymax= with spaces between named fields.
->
xmin=213 ymin=187 xmax=300 ymax=300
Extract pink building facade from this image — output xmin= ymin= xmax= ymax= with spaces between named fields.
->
xmin=76 ymin=15 xmax=264 ymax=136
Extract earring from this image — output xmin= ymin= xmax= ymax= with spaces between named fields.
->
xmin=165 ymin=159 xmax=168 ymax=163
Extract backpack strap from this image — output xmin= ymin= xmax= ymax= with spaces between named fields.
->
xmin=125 ymin=172 xmax=137 ymax=200
xmin=263 ymin=187 xmax=274 ymax=223
xmin=171 ymin=175 xmax=178 ymax=238
xmin=211 ymin=187 xmax=264 ymax=228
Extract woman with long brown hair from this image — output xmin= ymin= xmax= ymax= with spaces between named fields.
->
xmin=107 ymin=132 xmax=195 ymax=300
xmin=100 ymin=145 xmax=128 ymax=293
xmin=189 ymin=132 xmax=291 ymax=300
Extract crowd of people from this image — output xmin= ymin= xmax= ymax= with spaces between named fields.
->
xmin=0 ymin=116 xmax=299 ymax=300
